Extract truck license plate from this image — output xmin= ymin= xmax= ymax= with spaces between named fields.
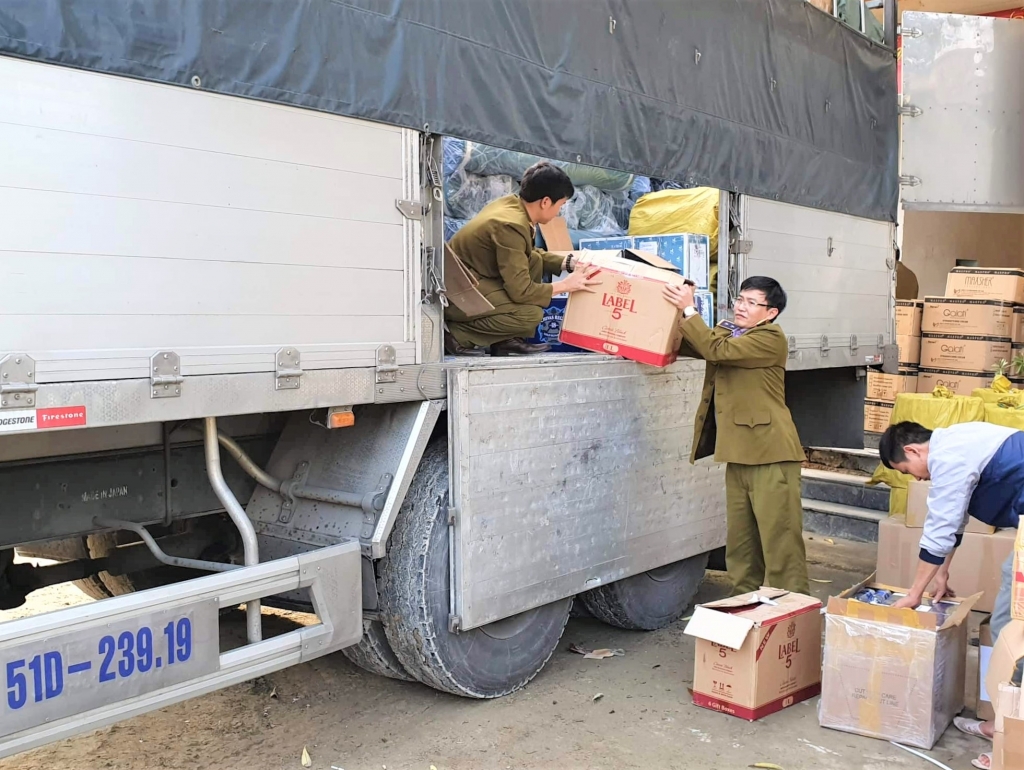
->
xmin=0 ymin=600 xmax=219 ymax=738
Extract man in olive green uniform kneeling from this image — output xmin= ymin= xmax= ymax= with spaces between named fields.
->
xmin=664 ymin=277 xmax=809 ymax=595
xmin=445 ymin=161 xmax=600 ymax=356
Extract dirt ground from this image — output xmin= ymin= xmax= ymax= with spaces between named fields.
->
xmin=2 ymin=537 xmax=990 ymax=770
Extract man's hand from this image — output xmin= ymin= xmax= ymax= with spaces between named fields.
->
xmin=929 ymin=570 xmax=956 ymax=604
xmin=553 ymin=264 xmax=602 ymax=294
xmin=663 ymin=282 xmax=696 ymax=310
xmin=892 ymin=592 xmax=922 ymax=610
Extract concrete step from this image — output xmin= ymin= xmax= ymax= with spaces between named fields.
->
xmin=802 ymin=498 xmax=886 ymax=544
xmin=801 ymin=467 xmax=890 ymax=513
xmin=805 ymin=446 xmax=880 ymax=476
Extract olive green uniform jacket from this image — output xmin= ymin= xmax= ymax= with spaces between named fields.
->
xmin=679 ymin=315 xmax=804 ymax=466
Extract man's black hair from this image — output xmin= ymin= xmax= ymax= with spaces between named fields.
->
xmin=740 ymin=276 xmax=788 ymax=315
xmin=879 ymin=421 xmax=933 ymax=469
xmin=520 ymin=161 xmax=574 ymax=204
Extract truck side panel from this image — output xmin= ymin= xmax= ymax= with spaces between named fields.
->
xmin=449 ymin=357 xmax=726 ymax=631
xmin=0 ymin=57 xmax=421 ymax=384
xmin=739 ymin=197 xmax=894 ymax=371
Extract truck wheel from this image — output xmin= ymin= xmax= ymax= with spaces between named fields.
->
xmin=579 ymin=552 xmax=709 ymax=631
xmin=341 ymin=619 xmax=414 ymax=681
xmin=17 ymin=537 xmax=115 ymax=600
xmin=379 ymin=440 xmax=571 ymax=699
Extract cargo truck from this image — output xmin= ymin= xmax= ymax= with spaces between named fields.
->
xmin=2 ymin=0 xmax=994 ymax=758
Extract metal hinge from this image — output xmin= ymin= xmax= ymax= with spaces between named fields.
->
xmin=901 ymin=26 xmax=922 ymax=38
xmin=447 ymin=507 xmax=457 ymax=526
xmin=788 ymin=336 xmax=797 ymax=359
xmin=376 ymin=345 xmax=398 ymax=384
xmin=448 ymin=614 xmax=461 ymax=633
xmin=395 ymin=199 xmax=423 ymax=221
xmin=878 ymin=334 xmax=885 ymax=349
xmin=733 ymin=239 xmax=753 ymax=255
xmin=820 ymin=335 xmax=831 ymax=357
xmin=150 ymin=351 xmax=183 ymax=399
xmin=899 ymin=175 xmax=922 ymax=188
xmin=899 ymin=104 xmax=923 ymax=118
xmin=0 ymin=354 xmax=37 ymax=409
xmin=850 ymin=335 xmax=859 ymax=354
xmin=275 ymin=348 xmax=303 ymax=391
xmin=278 ymin=461 xmax=309 ymax=524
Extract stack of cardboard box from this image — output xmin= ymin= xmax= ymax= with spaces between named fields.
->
xmin=876 ymin=479 xmax=1016 ymax=614
xmin=864 ymin=300 xmax=921 ymax=433
xmin=917 ymin=268 xmax=1024 ymax=395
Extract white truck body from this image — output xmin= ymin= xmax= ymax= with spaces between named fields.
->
xmin=19 ymin=2 xmax=1017 ymax=759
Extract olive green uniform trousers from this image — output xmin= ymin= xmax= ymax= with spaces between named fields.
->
xmin=725 ymin=461 xmax=810 ymax=596
xmin=445 ymin=254 xmax=545 ymax=348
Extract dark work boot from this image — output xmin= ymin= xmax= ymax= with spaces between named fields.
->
xmin=444 ymin=331 xmax=487 ymax=357
xmin=490 ymin=338 xmax=552 ymax=356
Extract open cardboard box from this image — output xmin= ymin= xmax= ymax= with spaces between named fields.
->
xmin=987 ymin=619 xmax=1024 ymax=770
xmin=559 ymin=248 xmax=689 ymax=367
xmin=819 ymin=575 xmax=980 ymax=749
xmin=684 ymin=588 xmax=822 ymax=721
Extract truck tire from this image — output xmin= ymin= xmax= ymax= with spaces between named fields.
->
xmin=17 ymin=537 xmax=115 ymax=600
xmin=579 ymin=552 xmax=709 ymax=631
xmin=379 ymin=440 xmax=572 ymax=699
xmin=341 ymin=619 xmax=414 ymax=681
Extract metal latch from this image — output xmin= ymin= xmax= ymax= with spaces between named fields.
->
xmin=275 ymin=348 xmax=303 ymax=391
xmin=733 ymin=239 xmax=753 ymax=255
xmin=899 ymin=175 xmax=922 ymax=187
xmin=850 ymin=334 xmax=859 ymax=354
xmin=899 ymin=104 xmax=923 ymax=118
xmin=150 ymin=351 xmax=183 ymax=399
xmin=395 ymin=199 xmax=423 ymax=221
xmin=787 ymin=336 xmax=797 ymax=359
xmin=376 ymin=345 xmax=398 ymax=384
xmin=0 ymin=354 xmax=37 ymax=409
xmin=901 ymin=26 xmax=923 ymax=38
xmin=819 ymin=335 xmax=831 ymax=357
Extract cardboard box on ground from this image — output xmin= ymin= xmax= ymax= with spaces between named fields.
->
xmin=905 ymin=479 xmax=996 ymax=533
xmin=920 ymin=335 xmax=1012 ymax=372
xmin=876 ymin=515 xmax=1015 ymax=613
xmin=864 ymin=400 xmax=895 ymax=434
xmin=987 ymin=618 xmax=1024 ymax=770
xmin=922 ymin=296 xmax=1015 ymax=338
xmin=818 ymin=578 xmax=980 ymax=750
xmin=898 ymin=334 xmax=922 ymax=366
xmin=897 ymin=300 xmax=924 ymax=337
xmin=946 ymin=268 xmax=1024 ymax=305
xmin=918 ymin=369 xmax=993 ymax=396
xmin=683 ymin=589 xmax=822 ymax=721
xmin=866 ymin=370 xmax=918 ymax=402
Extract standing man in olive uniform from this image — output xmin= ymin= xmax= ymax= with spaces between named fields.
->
xmin=445 ymin=161 xmax=601 ymax=356
xmin=664 ymin=276 xmax=809 ymax=595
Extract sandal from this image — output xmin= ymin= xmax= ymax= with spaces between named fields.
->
xmin=971 ymin=752 xmax=991 ymax=770
xmin=955 ymin=716 xmax=990 ymax=739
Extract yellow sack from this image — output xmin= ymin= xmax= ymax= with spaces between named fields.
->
xmin=890 ymin=392 xmax=986 ymax=429
xmin=985 ymin=403 xmax=1024 ymax=431
xmin=629 ymin=188 xmax=720 ymax=294
xmin=872 ymin=392 xmax=985 ymax=515
xmin=628 ymin=188 xmax=719 ymax=250
xmin=973 ymin=387 xmax=1023 ymax=406
xmin=870 ymin=464 xmax=910 ymax=517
